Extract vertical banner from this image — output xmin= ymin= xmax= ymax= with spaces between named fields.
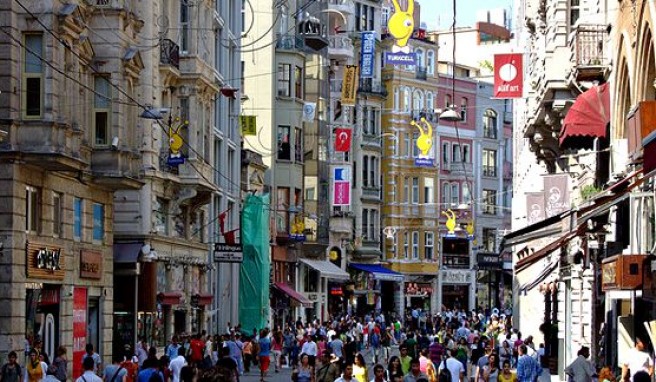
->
xmin=493 ymin=53 xmax=523 ymax=98
xmin=360 ymin=32 xmax=376 ymax=79
xmin=341 ymin=65 xmax=359 ymax=106
xmin=72 ymin=287 xmax=87 ymax=379
xmin=543 ymin=174 xmax=570 ymax=218
xmin=526 ymin=192 xmax=545 ymax=225
xmin=302 ymin=102 xmax=316 ymax=122
xmin=239 ymin=115 xmax=257 ymax=136
xmin=332 ymin=165 xmax=351 ymax=206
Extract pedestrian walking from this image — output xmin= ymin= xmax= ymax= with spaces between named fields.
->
xmin=516 ymin=345 xmax=541 ymax=382
xmin=1 ymin=351 xmax=23 ymax=382
xmin=24 ymin=349 xmax=47 ymax=382
xmin=316 ymin=351 xmax=340 ymax=382
xmin=75 ymin=357 xmax=102 ymax=382
xmin=258 ymin=329 xmax=272 ymax=382
xmin=564 ymin=347 xmax=594 ymax=382
xmin=102 ymin=355 xmax=127 ymax=382
xmin=168 ymin=348 xmax=186 ymax=382
xmin=50 ymin=347 xmax=67 ymax=382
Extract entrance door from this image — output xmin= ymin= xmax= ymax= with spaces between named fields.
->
xmin=174 ymin=310 xmax=186 ymax=335
xmin=88 ymin=298 xmax=100 ymax=351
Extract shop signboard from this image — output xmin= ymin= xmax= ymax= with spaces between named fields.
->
xmin=26 ymin=243 xmax=65 ymax=280
xmin=441 ymin=269 xmax=473 ymax=284
xmin=72 ymin=287 xmax=87 ymax=379
xmin=493 ymin=53 xmax=523 ymax=98
xmin=477 ymin=252 xmax=502 ymax=270
xmin=213 ymin=243 xmax=243 ymax=263
xmin=80 ymin=250 xmax=102 ymax=279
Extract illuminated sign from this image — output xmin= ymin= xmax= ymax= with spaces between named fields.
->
xmin=385 ymin=0 xmax=416 ymax=65
xmin=411 ymin=117 xmax=434 ymax=167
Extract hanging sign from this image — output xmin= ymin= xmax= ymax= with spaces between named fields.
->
xmin=239 ymin=115 xmax=257 ymax=136
xmin=168 ymin=117 xmax=188 ymax=166
xmin=411 ymin=117 xmax=434 ymax=166
xmin=334 ymin=128 xmax=352 ymax=152
xmin=360 ymin=32 xmax=376 ymax=78
xmin=526 ymin=192 xmax=545 ymax=225
xmin=302 ymin=102 xmax=316 ymax=122
xmin=543 ymin=174 xmax=570 ymax=218
xmin=72 ymin=287 xmax=87 ymax=379
xmin=332 ymin=165 xmax=351 ymax=207
xmin=493 ymin=53 xmax=523 ymax=98
xmin=341 ymin=65 xmax=359 ymax=105
xmin=385 ymin=0 xmax=416 ymax=65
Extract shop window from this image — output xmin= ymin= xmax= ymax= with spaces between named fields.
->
xmin=26 ymin=186 xmax=40 ymax=234
xmin=93 ymin=203 xmax=104 ymax=242
xmin=74 ymin=197 xmax=82 ymax=241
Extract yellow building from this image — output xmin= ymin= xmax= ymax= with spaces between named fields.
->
xmin=381 ymin=35 xmax=440 ymax=314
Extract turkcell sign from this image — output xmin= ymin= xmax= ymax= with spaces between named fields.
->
xmin=414 ymin=158 xmax=434 ymax=167
xmin=385 ymin=52 xmax=416 ymax=66
xmin=360 ymin=32 xmax=376 ymax=78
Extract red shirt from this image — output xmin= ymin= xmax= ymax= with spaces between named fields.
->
xmin=190 ymin=339 xmax=204 ymax=362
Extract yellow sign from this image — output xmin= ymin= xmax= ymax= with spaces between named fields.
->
xmin=443 ymin=209 xmax=457 ymax=236
xmin=290 ymin=216 xmax=305 ymax=235
xmin=389 ymin=0 xmax=415 ymax=53
xmin=169 ymin=117 xmax=189 ymax=156
xmin=239 ymin=115 xmax=257 ymax=136
xmin=411 ymin=117 xmax=433 ymax=157
xmin=341 ymin=65 xmax=359 ymax=105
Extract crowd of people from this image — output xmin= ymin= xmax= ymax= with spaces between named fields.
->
xmin=3 ymin=308 xmax=655 ymax=382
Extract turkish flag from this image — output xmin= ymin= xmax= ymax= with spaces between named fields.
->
xmin=334 ymin=128 xmax=352 ymax=152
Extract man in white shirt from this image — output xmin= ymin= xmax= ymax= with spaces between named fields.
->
xmin=301 ymin=336 xmax=318 ymax=367
xmin=169 ymin=347 xmax=187 ymax=382
xmin=564 ymin=346 xmax=595 ymax=382
xmin=76 ymin=357 xmax=102 ymax=382
xmin=438 ymin=350 xmax=465 ymax=382
xmin=622 ymin=337 xmax=654 ymax=382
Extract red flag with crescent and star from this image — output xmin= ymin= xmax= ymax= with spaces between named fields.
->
xmin=334 ymin=128 xmax=352 ymax=152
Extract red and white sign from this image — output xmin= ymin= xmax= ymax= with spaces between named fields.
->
xmin=332 ymin=166 xmax=351 ymax=206
xmin=72 ymin=287 xmax=87 ymax=379
xmin=493 ymin=53 xmax=523 ymax=98
xmin=334 ymin=128 xmax=352 ymax=152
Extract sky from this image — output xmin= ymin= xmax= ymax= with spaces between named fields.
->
xmin=420 ymin=0 xmax=515 ymax=31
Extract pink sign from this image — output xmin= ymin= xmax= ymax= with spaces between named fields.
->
xmin=332 ymin=166 xmax=351 ymax=206
xmin=72 ymin=287 xmax=87 ymax=379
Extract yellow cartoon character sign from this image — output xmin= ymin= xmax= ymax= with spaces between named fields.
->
xmin=411 ymin=117 xmax=434 ymax=166
xmin=442 ymin=209 xmax=457 ymax=236
xmin=385 ymin=0 xmax=417 ymax=65
xmin=168 ymin=117 xmax=189 ymax=166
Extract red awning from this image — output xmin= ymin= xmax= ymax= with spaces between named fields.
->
xmin=560 ymin=83 xmax=610 ymax=150
xmin=195 ymin=293 xmax=214 ymax=306
xmin=273 ymin=282 xmax=313 ymax=307
xmin=157 ymin=292 xmax=182 ymax=305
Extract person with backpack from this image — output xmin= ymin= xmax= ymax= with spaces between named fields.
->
xmin=437 ymin=350 xmax=464 ymax=382
xmin=76 ymin=357 xmax=102 ymax=382
xmin=1 ymin=351 xmax=23 ymax=382
xmin=103 ymin=355 xmax=127 ymax=382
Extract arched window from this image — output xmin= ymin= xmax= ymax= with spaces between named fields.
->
xmin=415 ymin=48 xmax=425 ymax=68
xmin=413 ymin=90 xmax=424 ymax=112
xmin=403 ymin=87 xmax=411 ymax=112
xmin=442 ymin=182 xmax=451 ymax=204
xmin=460 ymin=97 xmax=468 ymax=121
xmin=483 ymin=109 xmax=498 ymax=139
xmin=426 ymin=92 xmax=434 ymax=111
xmin=427 ymin=50 xmax=435 ymax=75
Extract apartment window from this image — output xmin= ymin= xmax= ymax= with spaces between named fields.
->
xmin=483 ymin=109 xmax=498 ymax=139
xmin=462 ymin=182 xmax=471 ymax=204
xmin=394 ymin=87 xmax=400 ymax=111
xmin=415 ymin=48 xmax=425 ymax=68
xmin=482 ymin=228 xmax=496 ymax=252
xmin=570 ymin=0 xmax=580 ymax=27
xmin=381 ymin=6 xmax=390 ymax=26
xmin=460 ymin=97 xmax=468 ymax=121
xmin=180 ymin=1 xmax=190 ymax=53
xmin=362 ymin=155 xmax=369 ymax=186
xmin=23 ymin=34 xmax=44 ymax=118
xmin=412 ymin=231 xmax=419 ymax=259
xmin=452 ymin=143 xmax=461 ymax=162
xmin=403 ymin=177 xmax=409 ymax=203
xmin=154 ymin=197 xmax=169 ymax=235
xmin=445 ymin=94 xmax=452 ymax=108
xmin=483 ymin=149 xmax=497 ymax=177
xmin=369 ymin=157 xmax=376 ymax=187
xmin=427 ymin=50 xmax=435 ymax=75
xmin=276 ymin=187 xmax=290 ymax=233
xmin=412 ymin=132 xmax=420 ymax=157
xmin=94 ymin=76 xmax=111 ymax=146
xmin=277 ymin=125 xmax=291 ymax=160
xmin=93 ymin=203 xmax=104 ymax=242
xmin=411 ymin=177 xmax=419 ymax=204
xmin=53 ymin=192 xmax=62 ymax=237
xmin=450 ymin=183 xmax=459 ymax=206
xmin=73 ymin=197 xmax=82 ymax=241
xmin=442 ymin=142 xmax=450 ymax=164
xmin=426 ymin=92 xmax=434 ymax=111
xmin=483 ymin=189 xmax=497 ymax=215
xmin=442 ymin=182 xmax=451 ymax=204
xmin=413 ymin=92 xmax=423 ymax=114
xmin=368 ymin=5 xmax=375 ymax=31
xmin=277 ymin=64 xmax=291 ymax=97
xmin=26 ymin=186 xmax=39 ymax=233
xmin=462 ymin=145 xmax=470 ymax=163
xmin=425 ymin=232 xmax=434 ymax=260
xmin=294 ymin=66 xmax=303 ymax=98
xmin=295 ymin=128 xmax=303 ymax=163
xmin=424 ymin=178 xmax=434 ymax=204
xmin=362 ymin=209 xmax=369 ymax=240
xmin=403 ymin=88 xmax=411 ymax=112
xmin=403 ymin=232 xmax=409 ymax=259
xmin=404 ymin=132 xmax=412 ymax=157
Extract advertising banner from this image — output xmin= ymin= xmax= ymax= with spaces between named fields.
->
xmin=493 ymin=53 xmax=523 ymax=98
xmin=526 ymin=192 xmax=545 ymax=225
xmin=72 ymin=287 xmax=87 ymax=379
xmin=332 ymin=166 xmax=351 ymax=206
xmin=239 ymin=115 xmax=257 ymax=136
xmin=302 ymin=102 xmax=316 ymax=122
xmin=543 ymin=174 xmax=570 ymax=217
xmin=341 ymin=65 xmax=359 ymax=105
xmin=360 ymin=32 xmax=376 ymax=78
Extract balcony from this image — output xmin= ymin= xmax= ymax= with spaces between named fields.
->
xmin=328 ymin=0 xmax=355 ymax=15
xmin=90 ymin=149 xmax=143 ymax=190
xmin=276 ymin=33 xmax=305 ymax=51
xmin=570 ymin=24 xmax=609 ymax=82
xmin=358 ymin=79 xmax=388 ymax=97
xmin=160 ymin=39 xmax=180 ymax=70
xmin=420 ymin=205 xmax=438 ymax=218
xmin=361 ymin=186 xmax=381 ymax=201
xmin=328 ymin=35 xmax=354 ymax=59
xmin=482 ymin=165 xmax=497 ymax=178
xmin=445 ymin=161 xmax=473 ymax=176
xmin=412 ymin=109 xmax=436 ymax=122
xmin=329 ymin=215 xmax=352 ymax=234
xmin=416 ymin=66 xmax=428 ymax=80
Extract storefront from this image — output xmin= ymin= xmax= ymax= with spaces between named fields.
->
xmin=405 ymin=281 xmax=434 ymax=312
xmin=299 ymin=258 xmax=350 ymax=321
xmin=272 ymin=282 xmax=313 ymax=327
xmin=438 ymin=269 xmax=475 ymax=311
xmin=348 ymin=263 xmax=404 ymax=317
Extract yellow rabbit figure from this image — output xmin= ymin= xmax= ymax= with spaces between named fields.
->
xmin=410 ymin=117 xmax=433 ymax=157
xmin=169 ymin=117 xmax=189 ymax=158
xmin=388 ymin=0 xmax=415 ymax=53
xmin=442 ymin=209 xmax=457 ymax=235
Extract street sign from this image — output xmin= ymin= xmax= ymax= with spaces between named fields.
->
xmin=213 ymin=243 xmax=243 ymax=263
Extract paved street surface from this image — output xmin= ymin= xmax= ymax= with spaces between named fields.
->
xmin=240 ymin=346 xmax=400 ymax=382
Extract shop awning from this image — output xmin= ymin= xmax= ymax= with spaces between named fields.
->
xmin=194 ymin=293 xmax=214 ymax=306
xmin=348 ymin=263 xmax=404 ymax=282
xmin=272 ymin=282 xmax=313 ymax=307
xmin=157 ymin=292 xmax=183 ymax=305
xmin=560 ymin=83 xmax=610 ymax=150
xmin=113 ymin=242 xmax=143 ymax=263
xmin=515 ymin=231 xmax=579 ymax=273
xmin=300 ymin=258 xmax=350 ymax=281
xmin=518 ymin=259 xmax=559 ymax=293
